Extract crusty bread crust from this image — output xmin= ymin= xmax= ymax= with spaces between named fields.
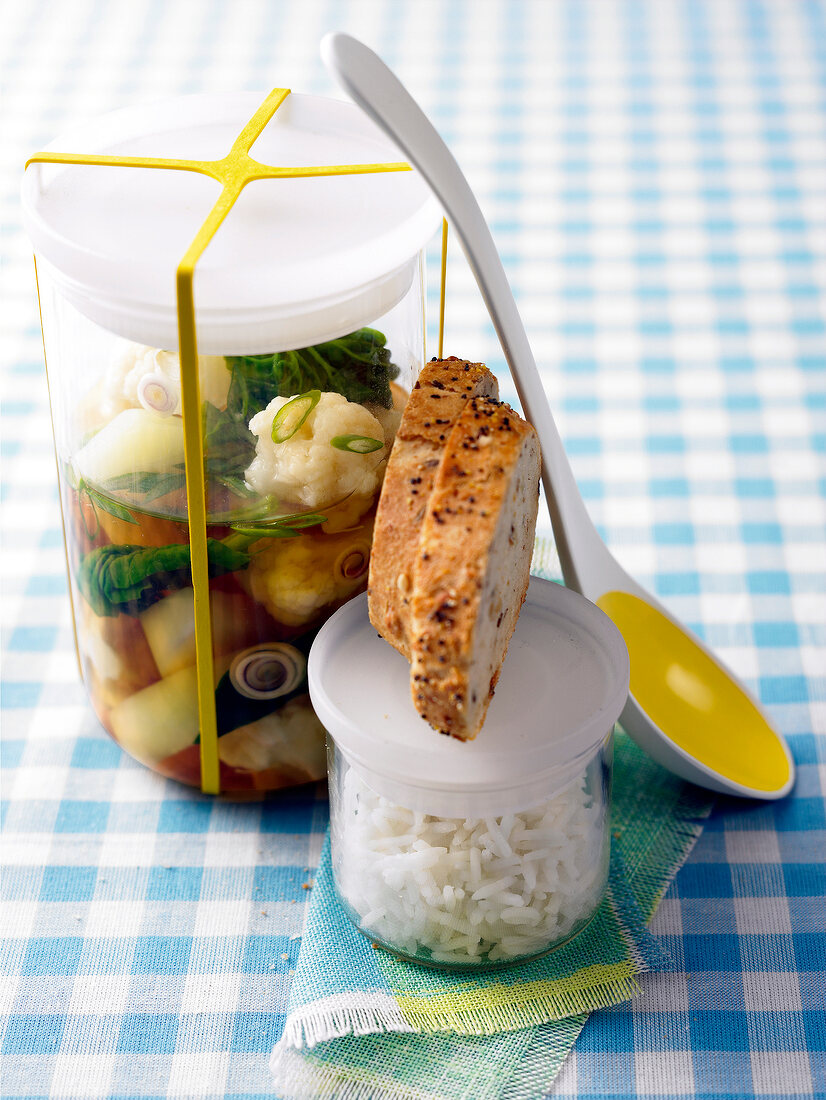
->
xmin=409 ymin=396 xmax=541 ymax=739
xmin=368 ymin=359 xmax=498 ymax=656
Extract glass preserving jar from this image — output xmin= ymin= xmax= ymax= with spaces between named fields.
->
xmin=310 ymin=578 xmax=630 ymax=969
xmin=22 ymin=91 xmax=441 ymax=792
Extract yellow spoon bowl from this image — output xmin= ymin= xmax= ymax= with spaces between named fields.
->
xmin=598 ymin=591 xmax=794 ymax=798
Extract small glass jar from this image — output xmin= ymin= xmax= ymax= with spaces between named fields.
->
xmin=22 ymin=91 xmax=440 ymax=792
xmin=329 ymin=736 xmax=612 ymax=967
xmin=310 ymin=578 xmax=629 ymax=969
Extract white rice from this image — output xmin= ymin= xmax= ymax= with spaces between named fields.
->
xmin=334 ymin=767 xmax=606 ymax=965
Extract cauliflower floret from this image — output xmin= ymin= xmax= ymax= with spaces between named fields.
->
xmin=217 ymin=695 xmax=327 ymax=779
xmin=245 ymin=391 xmax=387 ymax=511
xmin=248 ymin=526 xmax=373 ymax=627
xmin=98 ymin=342 xmax=230 ymax=420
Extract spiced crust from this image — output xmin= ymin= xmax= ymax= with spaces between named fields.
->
xmin=367 ymin=358 xmax=498 ymax=656
xmin=409 ymin=395 xmax=541 ymax=739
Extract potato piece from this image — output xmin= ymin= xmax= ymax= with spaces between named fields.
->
xmin=139 ymin=589 xmax=200 ymax=677
xmin=109 ymin=665 xmax=200 ymax=763
xmin=139 ymin=588 xmax=272 ymax=677
xmin=76 ymin=408 xmax=185 ymax=485
xmin=78 ymin=604 xmax=161 ymax=716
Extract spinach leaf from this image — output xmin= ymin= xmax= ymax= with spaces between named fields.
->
xmin=224 ymin=512 xmax=328 ymax=545
xmin=202 ymin=401 xmax=257 ymax=495
xmin=81 ymin=482 xmax=138 ymax=526
xmin=69 ymin=475 xmax=140 ymax=539
xmin=224 ymin=326 xmax=399 ymax=417
xmin=78 ymin=540 xmax=251 ymax=617
xmin=224 ymin=354 xmax=291 ymax=423
xmin=97 ymin=468 xmax=187 ymax=504
xmin=142 ymin=469 xmax=188 ymax=504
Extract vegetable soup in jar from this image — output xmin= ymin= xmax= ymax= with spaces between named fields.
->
xmin=22 ymin=91 xmax=441 ymax=790
xmin=64 ymin=327 xmax=411 ymax=791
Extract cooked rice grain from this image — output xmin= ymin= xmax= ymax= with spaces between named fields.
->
xmin=335 ymin=768 xmax=605 ymax=964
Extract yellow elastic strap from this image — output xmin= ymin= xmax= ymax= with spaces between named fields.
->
xmin=438 ymin=218 xmax=448 ymax=359
xmin=26 ymin=87 xmax=412 ymax=794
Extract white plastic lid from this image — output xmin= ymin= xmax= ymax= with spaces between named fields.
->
xmin=310 ymin=577 xmax=630 ymax=816
xmin=21 ymin=92 xmax=442 ymax=354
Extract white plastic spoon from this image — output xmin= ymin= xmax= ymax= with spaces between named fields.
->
xmin=322 ymin=32 xmax=794 ymax=799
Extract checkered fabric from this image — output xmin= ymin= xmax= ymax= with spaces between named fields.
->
xmin=2 ymin=1 xmax=824 ymax=1098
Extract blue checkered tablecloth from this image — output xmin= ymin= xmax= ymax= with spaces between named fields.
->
xmin=1 ymin=1 xmax=824 ymax=1097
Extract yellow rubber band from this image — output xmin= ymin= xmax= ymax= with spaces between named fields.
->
xmin=438 ymin=218 xmax=448 ymax=359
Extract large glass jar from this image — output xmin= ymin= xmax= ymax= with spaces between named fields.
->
xmin=310 ymin=578 xmax=630 ymax=969
xmin=22 ymin=91 xmax=441 ymax=792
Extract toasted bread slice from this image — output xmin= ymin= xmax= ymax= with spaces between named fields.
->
xmin=409 ymin=396 xmax=541 ymax=739
xmin=368 ymin=359 xmax=499 ymax=656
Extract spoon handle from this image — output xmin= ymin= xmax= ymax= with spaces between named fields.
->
xmin=322 ymin=33 xmax=608 ymax=594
